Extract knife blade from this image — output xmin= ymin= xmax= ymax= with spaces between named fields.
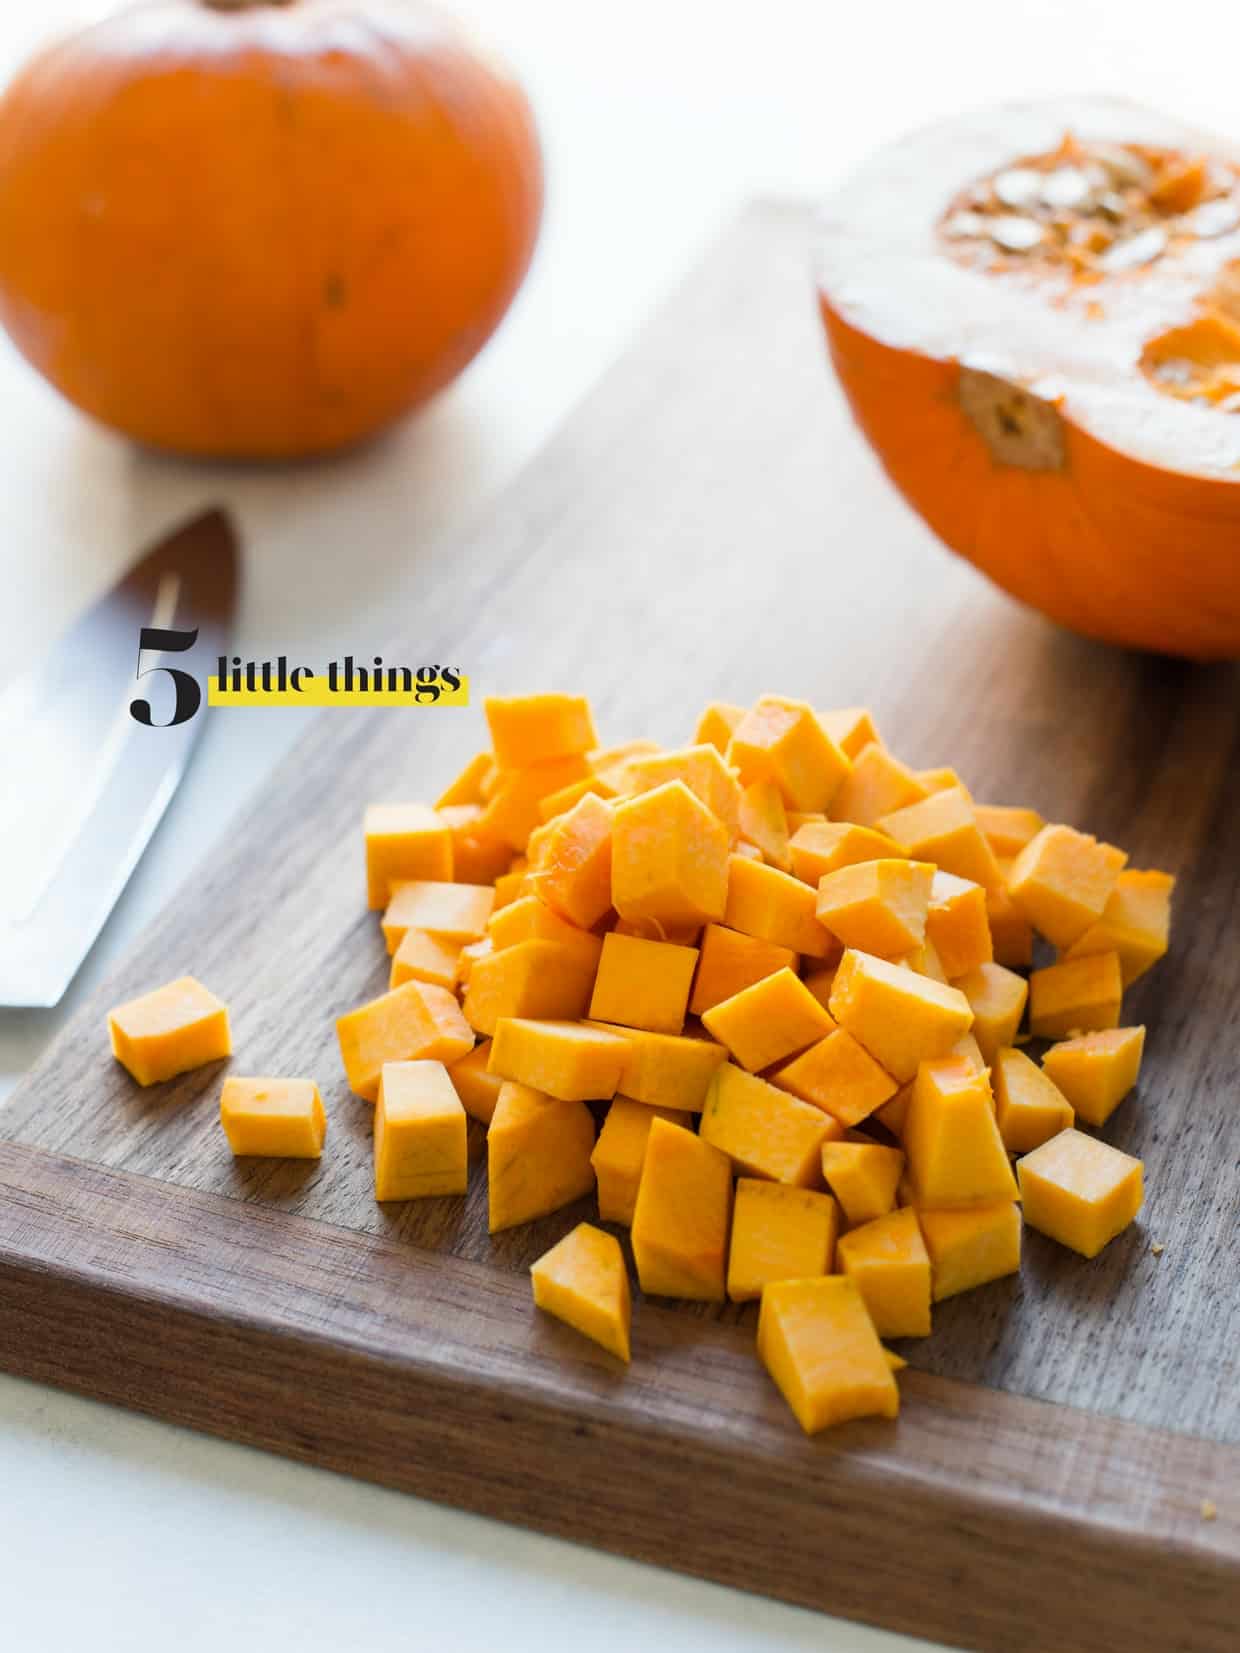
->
xmin=0 ymin=508 xmax=239 ymax=1008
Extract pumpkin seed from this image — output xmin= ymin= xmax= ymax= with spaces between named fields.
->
xmin=989 ymin=215 xmax=1045 ymax=252
xmin=1099 ymin=226 xmax=1167 ymax=271
xmin=1041 ymin=166 xmax=1092 ymax=210
xmin=1092 ymin=143 xmax=1153 ymax=189
xmin=992 ymin=167 xmax=1042 ymax=209
xmin=1185 ymin=198 xmax=1240 ymax=238
xmin=943 ymin=210 xmax=987 ymax=238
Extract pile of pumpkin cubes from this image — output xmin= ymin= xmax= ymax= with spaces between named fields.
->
xmin=345 ymin=693 xmax=1172 ymax=1433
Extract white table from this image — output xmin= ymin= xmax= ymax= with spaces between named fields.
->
xmin=0 ymin=2 xmax=1216 ymax=1646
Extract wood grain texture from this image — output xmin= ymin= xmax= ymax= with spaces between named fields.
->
xmin=0 ymin=1138 xmax=1235 ymax=1653
xmin=0 ymin=201 xmax=1236 ymax=1644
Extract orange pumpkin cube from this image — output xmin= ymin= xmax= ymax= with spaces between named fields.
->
xmin=220 ymin=1076 xmax=326 ymax=1159
xmin=814 ymin=858 xmax=935 ymax=958
xmin=1017 ymin=1129 xmax=1143 ymax=1258
xmin=364 ymin=802 xmax=453 ymax=909
xmin=974 ymin=804 xmax=1045 ymax=859
xmin=904 ymin=1056 xmax=1018 ymax=1208
xmin=631 ymin=1118 xmax=732 ymax=1300
xmin=489 ymin=1017 xmax=630 ymax=1102
xmin=699 ymin=1062 xmax=834 ymax=1186
xmin=531 ymin=1222 xmax=631 ymax=1363
xmin=986 ymin=876 xmax=1035 ymax=969
xmin=435 ymin=750 xmax=494 ymax=810
xmin=462 ymin=935 xmax=601 ymax=1036
xmin=436 ymin=803 xmax=512 ymax=887
xmin=835 ymin=1207 xmax=932 ymax=1338
xmin=1041 ymin=1025 xmax=1146 ymax=1127
xmin=478 ymin=755 xmax=592 ymax=853
xmin=588 ymin=1026 xmax=726 ymax=1112
xmin=446 ymin=1038 xmax=504 ymax=1124
xmin=993 ymin=1047 xmax=1074 ymax=1154
xmin=956 ymin=961 xmax=1028 ymax=1062
xmin=381 ymin=879 xmax=495 ymax=952
xmin=389 ymin=928 xmax=462 ymax=991
xmin=588 ymin=932 xmax=698 ymax=1034
xmin=688 ymin=922 xmax=796 ymax=1017
xmin=694 ymin=701 xmax=745 ymax=753
xmin=757 ymin=1275 xmax=899 ymax=1434
xmin=788 ymin=819 xmax=901 ymax=886
xmin=726 ymin=694 xmax=850 ymax=812
xmin=919 ymin=1202 xmax=1022 ymax=1300
xmin=611 ymin=779 xmax=730 ymax=930
xmin=818 ymin=706 xmax=881 ymax=760
xmin=724 ymin=853 xmax=835 ymax=957
xmin=628 ymin=744 xmax=742 ymax=839
xmin=374 ymin=1060 xmax=468 ymax=1200
xmin=487 ymin=1081 xmax=596 ymax=1232
xmin=770 ymin=1027 xmax=896 ymax=1127
xmin=1007 ymin=823 xmax=1127 ymax=949
xmin=1062 ymin=869 xmax=1174 ymax=985
xmin=877 ymin=786 xmax=1002 ymax=892
xmin=701 ymin=966 xmax=835 ymax=1073
xmin=924 ymin=869 xmax=993 ymax=980
xmin=828 ymin=948 xmax=974 ymax=1082
xmin=737 ymin=779 xmax=791 ymax=870
xmin=491 ymin=868 xmax=529 ymax=909
xmin=108 ymin=975 xmax=232 ymax=1087
xmin=527 ymin=790 xmax=614 ymax=929
xmin=484 ymin=692 xmax=598 ymax=770
xmin=591 ymin=1096 xmax=693 ymax=1225
xmin=916 ymin=767 xmax=966 ymax=794
xmin=831 ymin=741 xmax=928 ymax=827
xmin=820 ymin=1140 xmax=905 ymax=1227
xmin=337 ymin=980 xmax=473 ymax=1102
xmin=487 ymin=893 xmax=590 ymax=951
xmin=727 ymin=1180 xmax=839 ymax=1302
xmin=1028 ymin=951 xmax=1123 ymax=1040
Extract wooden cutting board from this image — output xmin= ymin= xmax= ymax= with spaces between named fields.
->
xmin=0 ymin=201 xmax=1236 ymax=1653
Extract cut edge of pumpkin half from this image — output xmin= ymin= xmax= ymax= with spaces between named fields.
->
xmin=816 ymin=95 xmax=1240 ymax=660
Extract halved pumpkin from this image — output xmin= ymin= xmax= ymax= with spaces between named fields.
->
xmin=816 ymin=97 xmax=1240 ymax=659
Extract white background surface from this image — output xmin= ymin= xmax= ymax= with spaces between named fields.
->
xmin=0 ymin=3 xmax=1222 ymax=1648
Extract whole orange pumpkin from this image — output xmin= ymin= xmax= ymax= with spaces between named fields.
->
xmin=0 ymin=0 xmax=542 ymax=458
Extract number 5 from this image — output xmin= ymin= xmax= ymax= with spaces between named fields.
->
xmin=129 ymin=626 xmax=201 ymax=727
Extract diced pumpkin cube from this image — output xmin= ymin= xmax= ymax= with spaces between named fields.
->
xmin=877 ymin=787 xmax=1001 ymax=892
xmin=701 ymin=967 xmax=835 ymax=1073
xmin=436 ymin=803 xmax=512 ymax=887
xmin=987 ymin=878 xmax=1034 ymax=969
xmin=737 ymin=779 xmax=791 ymax=870
xmin=788 ymin=819 xmax=902 ymax=886
xmin=487 ymin=1081 xmax=596 ymax=1231
xmin=694 ymin=701 xmax=745 ymax=753
xmin=537 ymin=773 xmax=613 ymax=823
xmin=491 ymin=869 xmax=529 ymax=909
xmin=447 ymin=1038 xmax=504 ymax=1124
xmin=381 ymin=879 xmax=495 ymax=952
xmin=1028 ymin=952 xmax=1123 ymax=1040
xmin=831 ymin=741 xmax=928 ymax=827
xmin=925 ymin=870 xmax=993 ymax=980
xmin=835 ymin=1207 xmax=932 ymax=1338
xmin=526 ymin=790 xmax=614 ymax=930
xmin=628 ymin=744 xmax=742 ymax=839
xmin=220 ymin=1076 xmax=325 ymax=1159
xmin=390 ymin=929 xmax=462 ymax=991
xmin=1017 ymin=1129 xmax=1143 ymax=1258
xmin=611 ymin=779 xmax=729 ymax=930
xmin=590 ymin=1026 xmax=726 ymax=1111
xmin=489 ymin=1017 xmax=630 ymax=1102
xmin=462 ymin=935 xmax=602 ymax=1036
xmin=364 ymin=803 xmax=452 ymax=909
xmin=770 ymin=1028 xmax=896 ymax=1127
xmin=631 ymin=1118 xmax=732 ymax=1300
xmin=480 ymin=756 xmax=592 ymax=854
xmin=484 ymin=693 xmax=598 ymax=770
xmin=435 ymin=751 xmax=494 ymax=810
xmin=700 ymin=1062 xmax=834 ymax=1186
xmin=815 ymin=858 xmax=934 ymax=958
xmin=456 ymin=937 xmax=493 ymax=984
xmin=974 ymin=804 xmax=1045 ymax=859
xmin=727 ymin=1180 xmax=839 ymax=1302
xmin=591 ymin=1096 xmax=692 ymax=1224
xmin=1007 ymin=823 xmax=1127 ymax=949
xmin=993 ymin=1047 xmax=1074 ymax=1153
xmin=337 ymin=981 xmax=473 ymax=1102
xmin=487 ymin=893 xmax=590 ymax=951
xmin=531 ymin=1222 xmax=631 ymax=1363
xmin=1062 ymin=869 xmax=1174 ymax=986
xmin=904 ymin=1056 xmax=1018 ymax=1208
xmin=724 ymin=853 xmax=835 ymax=957
xmin=374 ymin=1060 xmax=467 ymax=1200
xmin=688 ymin=923 xmax=796 ymax=1017
xmin=818 ymin=706 xmax=881 ymax=760
xmin=956 ymin=961 xmax=1028 ymax=1062
xmin=757 ymin=1276 xmax=899 ymax=1434
xmin=108 ymin=976 xmax=232 ymax=1087
xmin=1041 ymin=1025 xmax=1146 ymax=1127
xmin=828 ymin=948 xmax=973 ymax=1082
xmin=916 ymin=766 xmax=966 ymax=794
xmin=820 ymin=1141 xmax=905 ymax=1227
xmin=727 ymin=694 xmax=850 ymax=812
xmin=919 ymin=1202 xmax=1022 ymax=1300
xmin=588 ymin=932 xmax=698 ymax=1034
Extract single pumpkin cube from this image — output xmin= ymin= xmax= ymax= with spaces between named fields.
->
xmin=337 ymin=981 xmax=473 ymax=1102
xmin=1028 ymin=951 xmax=1123 ymax=1040
xmin=877 ymin=786 xmax=1002 ymax=893
xmin=456 ymin=937 xmax=493 ymax=984
xmin=993 ymin=1047 xmax=1074 ymax=1153
xmin=447 ymin=1038 xmax=504 ymax=1124
xmin=770 ymin=1028 xmax=896 ymax=1127
xmin=830 ymin=741 xmax=928 ymax=828
xmin=487 ymin=1081 xmax=596 ymax=1231
xmin=374 ymin=1060 xmax=468 ymax=1200
xmin=904 ymin=1056 xmax=1018 ymax=1208
xmin=390 ymin=929 xmax=462 ymax=992
xmin=757 ymin=1275 xmax=899 ymax=1434
xmin=381 ymin=879 xmax=495 ymax=952
xmin=108 ymin=975 xmax=231 ymax=1087
xmin=916 ymin=766 xmax=966 ymax=794
xmin=489 ymin=1017 xmax=630 ymax=1101
xmin=591 ymin=1096 xmax=692 ymax=1224
xmin=701 ymin=967 xmax=835 ymax=1072
xmin=628 ymin=744 xmax=742 ymax=839
xmin=818 ymin=706 xmax=881 ymax=760
xmin=1041 ymin=1025 xmax=1146 ymax=1127
xmin=491 ymin=869 xmax=528 ymax=909
xmin=919 ymin=1202 xmax=1022 ymax=1301
xmin=462 ymin=935 xmax=602 ymax=1036
xmin=788 ymin=819 xmax=901 ymax=886
xmin=364 ymin=803 xmax=452 ymax=909
xmin=631 ymin=1117 xmax=732 ymax=1300
xmin=727 ymin=694 xmax=850 ymax=813
xmin=724 ymin=853 xmax=835 ymax=957
xmin=694 ymin=701 xmax=745 ymax=753
xmin=828 ymin=948 xmax=974 ymax=1083
xmin=727 ymin=1180 xmax=839 ymax=1303
xmin=590 ymin=1025 xmax=726 ymax=1111
xmin=527 ymin=789 xmax=614 ymax=930
xmin=974 ymin=804 xmax=1045 ymax=859
xmin=924 ymin=870 xmax=993 ymax=980
xmin=487 ymin=892 xmax=591 ymax=951
xmin=531 ymin=1222 xmax=631 ymax=1363
xmin=1006 ymin=823 xmax=1128 ymax=949
xmin=435 ymin=750 xmax=494 ymax=810
xmin=820 ymin=1141 xmax=905 ymax=1227
xmin=220 ymin=1076 xmax=325 ymax=1159
xmin=956 ymin=961 xmax=1029 ymax=1062
xmin=688 ymin=922 xmax=796 ymax=1017
xmin=814 ymin=858 xmax=935 ymax=958
xmin=835 ymin=1207 xmax=932 ymax=1339
xmin=611 ymin=779 xmax=730 ymax=930
xmin=699 ymin=1061 xmax=834 ymax=1186
xmin=484 ymin=692 xmax=598 ymax=770
xmin=536 ymin=773 xmax=612 ymax=823
xmin=588 ymin=931 xmax=698 ymax=1034
xmin=1017 ymin=1129 xmax=1143 ymax=1258
xmin=737 ymin=778 xmax=791 ymax=870
xmin=437 ymin=804 xmax=512 ymax=888
xmin=987 ymin=878 xmax=1035 ymax=969
xmin=1062 ymin=869 xmax=1174 ymax=986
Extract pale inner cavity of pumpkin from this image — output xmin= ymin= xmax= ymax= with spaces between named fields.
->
xmin=940 ymin=134 xmax=1240 ymax=409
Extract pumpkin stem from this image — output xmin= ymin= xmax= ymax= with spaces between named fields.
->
xmin=957 ymin=368 xmax=1065 ymax=471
